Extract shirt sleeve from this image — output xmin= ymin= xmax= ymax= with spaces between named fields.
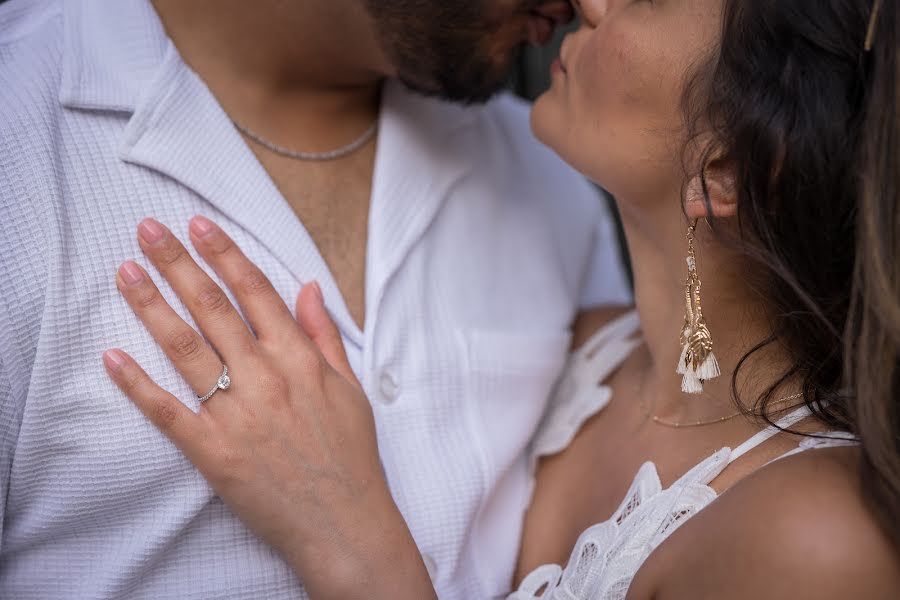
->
xmin=578 ymin=192 xmax=633 ymax=309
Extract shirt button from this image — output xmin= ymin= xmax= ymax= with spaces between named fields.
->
xmin=379 ymin=372 xmax=399 ymax=404
xmin=422 ymin=554 xmax=438 ymax=582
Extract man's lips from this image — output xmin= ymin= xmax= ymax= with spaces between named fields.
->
xmin=527 ymin=15 xmax=555 ymax=46
xmin=527 ymin=1 xmax=575 ymax=47
xmin=531 ymin=0 xmax=576 ymax=25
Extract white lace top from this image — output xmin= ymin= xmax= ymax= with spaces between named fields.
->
xmin=510 ymin=312 xmax=858 ymax=600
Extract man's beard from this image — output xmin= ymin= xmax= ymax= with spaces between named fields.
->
xmin=364 ymin=0 xmax=527 ymax=104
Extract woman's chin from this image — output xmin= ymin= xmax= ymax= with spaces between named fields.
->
xmin=529 ymin=92 xmax=561 ymax=152
xmin=529 ymin=95 xmax=588 ymax=176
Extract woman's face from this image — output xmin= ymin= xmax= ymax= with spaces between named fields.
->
xmin=532 ymin=0 xmax=724 ymax=205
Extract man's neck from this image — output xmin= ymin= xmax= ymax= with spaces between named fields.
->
xmin=151 ymin=0 xmax=388 ymax=144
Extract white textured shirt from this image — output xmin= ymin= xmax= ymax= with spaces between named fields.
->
xmin=0 ymin=1 xmax=631 ymax=598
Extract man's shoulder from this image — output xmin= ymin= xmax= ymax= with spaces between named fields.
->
xmin=0 ymin=3 xmax=69 ymax=317
xmin=0 ymin=0 xmax=66 ymax=141
xmin=387 ymin=83 xmax=605 ymax=235
xmin=0 ymin=1 xmax=70 ymax=188
xmin=450 ymin=92 xmax=602 ymax=217
xmin=0 ymin=0 xmax=62 ymax=50
xmin=394 ymin=84 xmax=595 ymax=200
xmin=475 ymin=92 xmax=588 ymax=186
xmin=474 ymin=93 xmax=606 ymax=230
xmin=475 ymin=92 xmax=535 ymax=141
xmin=0 ymin=0 xmax=65 ymax=85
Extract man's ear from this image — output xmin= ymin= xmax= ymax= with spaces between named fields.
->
xmin=684 ymin=163 xmax=737 ymax=220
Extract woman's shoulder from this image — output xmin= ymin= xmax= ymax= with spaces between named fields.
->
xmin=721 ymin=446 xmax=895 ymax=564
xmin=635 ymin=445 xmax=900 ymax=599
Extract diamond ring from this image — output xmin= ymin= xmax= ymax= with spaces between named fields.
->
xmin=198 ymin=365 xmax=231 ymax=403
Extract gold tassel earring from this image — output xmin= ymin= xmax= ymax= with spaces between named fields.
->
xmin=677 ymin=220 xmax=720 ymax=394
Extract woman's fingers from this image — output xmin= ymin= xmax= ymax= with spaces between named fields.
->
xmin=102 ymin=348 xmax=204 ymax=453
xmin=186 ymin=216 xmax=303 ymax=348
xmin=296 ymin=282 xmax=360 ymax=387
xmin=116 ymin=260 xmax=230 ymax=398
xmin=136 ymin=219 xmax=257 ymax=360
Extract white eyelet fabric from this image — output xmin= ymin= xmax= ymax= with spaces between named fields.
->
xmin=511 ymin=312 xmax=859 ymax=599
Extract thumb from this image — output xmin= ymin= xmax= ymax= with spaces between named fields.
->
xmin=296 ymin=282 xmax=360 ymax=387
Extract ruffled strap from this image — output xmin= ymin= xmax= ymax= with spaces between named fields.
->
xmin=529 ymin=311 xmax=641 ymax=464
xmin=509 ymin=564 xmax=564 ymax=599
xmin=769 ymin=430 xmax=859 ymax=464
xmin=727 ymin=405 xmax=814 ymax=465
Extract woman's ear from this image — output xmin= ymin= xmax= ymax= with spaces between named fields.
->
xmin=684 ymin=164 xmax=738 ymax=220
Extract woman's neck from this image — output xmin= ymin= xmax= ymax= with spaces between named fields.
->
xmin=618 ymin=195 xmax=793 ymax=422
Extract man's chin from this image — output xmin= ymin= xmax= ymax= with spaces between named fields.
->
xmin=396 ymin=75 xmax=510 ymax=105
xmin=395 ymin=51 xmax=518 ymax=105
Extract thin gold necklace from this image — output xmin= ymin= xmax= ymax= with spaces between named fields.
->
xmin=640 ymin=392 xmax=805 ymax=429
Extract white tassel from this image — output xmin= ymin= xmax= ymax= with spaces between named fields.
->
xmin=695 ymin=351 xmax=721 ymax=381
xmin=676 ymin=341 xmax=690 ymax=375
xmin=681 ymin=372 xmax=703 ymax=394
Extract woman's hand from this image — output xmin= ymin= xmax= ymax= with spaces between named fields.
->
xmin=101 ymin=216 xmax=436 ymax=600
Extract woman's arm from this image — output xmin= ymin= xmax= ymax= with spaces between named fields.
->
xmin=102 ymin=216 xmax=437 ymax=600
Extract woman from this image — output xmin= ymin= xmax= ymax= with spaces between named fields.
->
xmin=102 ymin=0 xmax=900 ymax=598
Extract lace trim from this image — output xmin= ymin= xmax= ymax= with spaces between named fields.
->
xmin=513 ymin=436 xmax=858 ymax=599
xmin=529 ymin=312 xmax=641 ymax=466
xmin=514 ymin=312 xmax=861 ymax=600
xmin=513 ymin=456 xmax=721 ymax=599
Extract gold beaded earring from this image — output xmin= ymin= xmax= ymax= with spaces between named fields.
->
xmin=676 ymin=219 xmax=720 ymax=394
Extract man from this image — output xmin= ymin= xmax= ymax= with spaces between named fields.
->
xmin=0 ymin=0 xmax=630 ymax=598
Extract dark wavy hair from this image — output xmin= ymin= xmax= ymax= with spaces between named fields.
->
xmin=685 ymin=0 xmax=898 ymax=545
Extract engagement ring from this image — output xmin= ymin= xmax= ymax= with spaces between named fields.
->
xmin=198 ymin=365 xmax=230 ymax=403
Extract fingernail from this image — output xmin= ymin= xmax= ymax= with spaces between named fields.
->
xmin=118 ymin=261 xmax=144 ymax=285
xmin=103 ymin=349 xmax=128 ymax=372
xmin=310 ymin=281 xmax=324 ymax=305
xmin=138 ymin=219 xmax=166 ymax=245
xmin=189 ymin=215 xmax=217 ymax=239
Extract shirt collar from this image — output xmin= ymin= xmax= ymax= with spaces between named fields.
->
xmin=60 ymin=0 xmax=169 ymax=112
xmin=58 ymin=0 xmax=475 ymax=345
xmin=57 ymin=0 xmax=478 ymax=135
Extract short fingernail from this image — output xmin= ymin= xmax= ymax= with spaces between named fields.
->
xmin=310 ymin=281 xmax=324 ymax=305
xmin=190 ymin=216 xmax=216 ymax=239
xmin=118 ymin=261 xmax=144 ymax=285
xmin=103 ymin=349 xmax=128 ymax=372
xmin=138 ymin=218 xmax=166 ymax=245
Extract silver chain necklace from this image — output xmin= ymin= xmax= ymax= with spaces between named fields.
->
xmin=232 ymin=119 xmax=378 ymax=162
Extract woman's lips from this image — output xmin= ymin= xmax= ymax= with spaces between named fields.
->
xmin=552 ymin=37 xmax=572 ymax=75
xmin=550 ymin=56 xmax=567 ymax=75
